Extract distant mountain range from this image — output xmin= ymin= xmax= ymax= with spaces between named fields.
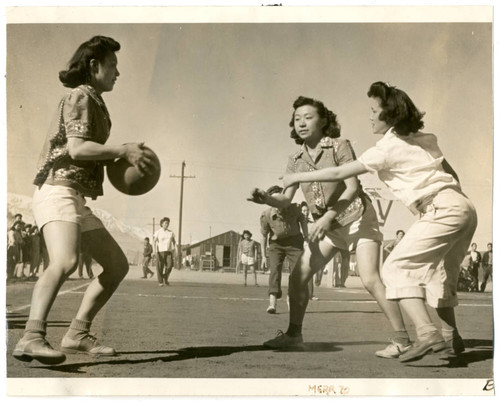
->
xmin=7 ymin=193 xmax=147 ymax=257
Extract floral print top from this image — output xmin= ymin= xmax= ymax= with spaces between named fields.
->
xmin=286 ymin=137 xmax=365 ymax=227
xmin=33 ymin=85 xmax=111 ymax=199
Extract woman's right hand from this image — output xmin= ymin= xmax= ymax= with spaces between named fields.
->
xmin=123 ymin=143 xmax=157 ymax=176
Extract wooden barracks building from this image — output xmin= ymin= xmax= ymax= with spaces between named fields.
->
xmin=186 ymin=230 xmax=262 ymax=272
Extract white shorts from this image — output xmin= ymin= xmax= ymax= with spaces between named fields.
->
xmin=32 ymin=184 xmax=105 ymax=233
xmin=324 ymin=201 xmax=383 ymax=251
xmin=241 ymin=254 xmax=255 ymax=265
xmin=382 ymin=188 xmax=477 ymax=308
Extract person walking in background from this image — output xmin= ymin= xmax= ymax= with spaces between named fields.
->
xmin=29 ymin=226 xmax=42 ymax=278
xmin=384 ymin=230 xmax=405 ymax=256
xmin=469 ymin=243 xmax=481 ymax=292
xmin=261 ymin=185 xmax=308 ymax=314
xmin=154 ymin=217 xmax=176 ymax=286
xmin=281 ymin=82 xmax=477 ymax=362
xmin=7 ymin=221 xmax=24 ymax=281
xmin=237 ymin=230 xmax=259 ymax=287
xmin=141 ymin=237 xmax=154 ymax=279
xmin=13 ymin=35 xmax=156 ymax=365
xmin=481 ymin=242 xmax=492 ymax=292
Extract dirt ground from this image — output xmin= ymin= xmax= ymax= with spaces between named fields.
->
xmin=5 ymin=267 xmax=494 ymax=396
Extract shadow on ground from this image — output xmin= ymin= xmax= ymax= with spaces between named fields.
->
xmin=28 ymin=344 xmax=268 ymax=374
xmin=404 ymin=339 xmax=493 ymax=369
xmin=6 ymin=313 xmax=70 ymax=330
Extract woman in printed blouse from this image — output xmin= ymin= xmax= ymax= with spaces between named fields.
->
xmin=249 ymin=96 xmax=409 ymax=357
xmin=237 ymin=230 xmax=259 ymax=287
xmin=13 ymin=36 xmax=156 ymax=365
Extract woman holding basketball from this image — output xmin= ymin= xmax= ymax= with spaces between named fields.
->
xmin=281 ymin=82 xmax=476 ymax=362
xmin=13 ymin=36 xmax=156 ymax=365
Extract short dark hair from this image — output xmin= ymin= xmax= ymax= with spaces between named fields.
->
xmin=59 ymin=36 xmax=120 ymax=88
xmin=144 ymin=237 xmax=150 ymax=241
xmin=367 ymin=82 xmax=425 ymax=136
xmin=487 ymin=242 xmax=492 ymax=247
xmin=160 ymin=217 xmax=170 ymax=225
xmin=14 ymin=213 xmax=22 ymax=219
xmin=396 ymin=230 xmax=405 ymax=236
xmin=242 ymin=230 xmax=252 ymax=239
xmin=471 ymin=243 xmax=477 ymax=247
xmin=289 ymin=96 xmax=341 ymax=144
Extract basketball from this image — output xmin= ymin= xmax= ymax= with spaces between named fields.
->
xmin=106 ymin=147 xmax=161 ymax=196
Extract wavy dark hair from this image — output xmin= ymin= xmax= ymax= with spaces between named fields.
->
xmin=367 ymin=82 xmax=425 ymax=136
xmin=242 ymin=230 xmax=252 ymax=239
xmin=59 ymin=36 xmax=121 ymax=88
xmin=289 ymin=96 xmax=341 ymax=144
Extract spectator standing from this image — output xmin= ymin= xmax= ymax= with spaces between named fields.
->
xmin=469 ymin=243 xmax=481 ymax=292
xmin=154 ymin=217 xmax=176 ymax=286
xmin=481 ymin=243 xmax=492 ymax=292
xmin=141 ymin=237 xmax=154 ymax=278
xmin=260 ymin=185 xmax=308 ymax=314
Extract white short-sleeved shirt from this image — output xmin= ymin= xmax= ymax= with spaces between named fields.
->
xmin=154 ymin=228 xmax=176 ymax=252
xmin=358 ymin=128 xmax=460 ymax=214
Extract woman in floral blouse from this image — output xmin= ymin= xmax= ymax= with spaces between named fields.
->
xmin=248 ymin=96 xmax=409 ymax=357
xmin=13 ymin=36 xmax=156 ymax=365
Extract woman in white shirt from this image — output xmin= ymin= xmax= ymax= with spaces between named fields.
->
xmin=282 ymin=81 xmax=477 ymax=363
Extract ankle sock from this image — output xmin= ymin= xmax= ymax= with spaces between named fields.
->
xmin=416 ymin=324 xmax=438 ymax=340
xmin=286 ymin=323 xmax=302 ymax=337
xmin=23 ymin=319 xmax=47 ymax=340
xmin=65 ymin=318 xmax=91 ymax=340
xmin=392 ymin=330 xmax=411 ymax=346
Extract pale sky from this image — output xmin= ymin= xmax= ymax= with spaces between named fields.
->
xmin=6 ymin=8 xmax=493 ymax=248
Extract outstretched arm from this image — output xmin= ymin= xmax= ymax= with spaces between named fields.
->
xmin=281 ymin=160 xmax=368 ymax=189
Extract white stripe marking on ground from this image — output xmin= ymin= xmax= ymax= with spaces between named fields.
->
xmin=7 ymin=283 xmax=90 ymax=313
xmin=64 ymin=291 xmax=493 ymax=307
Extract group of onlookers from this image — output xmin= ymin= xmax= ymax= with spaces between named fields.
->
xmin=7 ymin=213 xmax=48 ymax=281
xmin=460 ymin=242 xmax=493 ymax=292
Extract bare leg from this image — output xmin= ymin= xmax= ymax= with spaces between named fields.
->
xmin=73 ymin=228 xmax=129 ymax=322
xmin=27 ymin=222 xmax=80 ymax=322
xmin=356 ymin=241 xmax=406 ymax=332
xmin=289 ymin=240 xmax=338 ymax=326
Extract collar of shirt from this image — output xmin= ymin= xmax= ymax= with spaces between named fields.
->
xmin=293 ymin=137 xmax=335 ymax=163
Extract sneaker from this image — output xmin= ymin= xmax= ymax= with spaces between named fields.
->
xmin=263 ymin=330 xmax=303 ymax=349
xmin=266 ymin=305 xmax=276 ymax=314
xmin=13 ymin=337 xmax=66 ymax=365
xmin=444 ymin=335 xmax=465 ymax=356
xmin=61 ymin=333 xmax=116 ymax=357
xmin=159 ymin=283 xmax=164 ymax=287
xmin=311 ymin=296 xmax=319 ymax=301
xmin=399 ymin=331 xmax=446 ymax=362
xmin=375 ymin=340 xmax=412 ymax=359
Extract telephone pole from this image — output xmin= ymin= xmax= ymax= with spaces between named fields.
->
xmin=170 ymin=161 xmax=195 ymax=269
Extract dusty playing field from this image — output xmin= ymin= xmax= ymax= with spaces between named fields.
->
xmin=5 ymin=267 xmax=494 ymax=395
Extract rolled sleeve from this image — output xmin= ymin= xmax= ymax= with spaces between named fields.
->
xmin=64 ymin=89 xmax=93 ymax=140
xmin=358 ymin=146 xmax=387 ymax=173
